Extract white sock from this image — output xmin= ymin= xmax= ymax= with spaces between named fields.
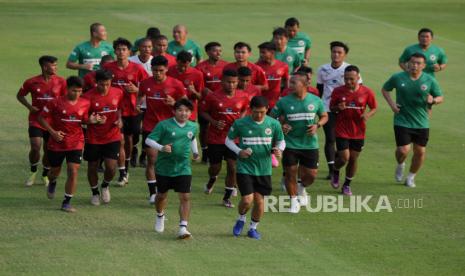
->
xmin=249 ymin=220 xmax=259 ymax=230
xmin=180 ymin=220 xmax=188 ymax=228
xmin=238 ymin=214 xmax=246 ymax=222
xmin=407 ymin=172 xmax=416 ymax=180
xmin=157 ymin=212 xmax=164 ymax=218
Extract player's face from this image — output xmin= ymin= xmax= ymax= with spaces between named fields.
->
xmin=176 ymin=61 xmax=190 ymax=73
xmin=273 ymin=35 xmax=288 ymax=50
xmin=173 ymin=27 xmax=187 ymax=42
xmin=67 ymin=86 xmax=83 ymax=101
xmin=174 ymin=105 xmax=192 ymax=122
xmin=259 ymin=49 xmax=274 ymax=62
xmin=222 ymin=76 xmax=238 ymax=93
xmin=96 ymin=79 xmax=112 ymax=94
xmin=207 ymin=46 xmax=222 ymax=61
xmin=234 ymin=47 xmax=250 ymax=62
xmin=238 ymin=75 xmax=252 ymax=89
xmin=418 ymin=32 xmax=433 ymax=47
xmin=408 ymin=57 xmax=426 ymax=74
xmin=115 ymin=45 xmax=130 ymax=61
xmin=93 ymin=25 xmax=107 ymax=41
xmin=290 ymin=75 xmax=307 ymax=93
xmin=42 ymin=62 xmax=58 ymax=75
xmin=139 ymin=40 xmax=153 ymax=56
xmin=344 ymin=71 xmax=360 ymax=90
xmin=152 ymin=65 xmax=167 ymax=81
xmin=331 ymin=46 xmax=346 ymax=63
xmin=251 ymin=106 xmax=268 ymax=122
xmin=154 ymin=39 xmax=168 ymax=54
xmin=285 ymin=25 xmax=299 ymax=38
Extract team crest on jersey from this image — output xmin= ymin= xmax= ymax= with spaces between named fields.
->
xmin=430 ymin=54 xmax=436 ymax=61
xmin=187 ymin=131 xmax=193 ymax=139
xmin=308 ymin=104 xmax=315 ymax=111
xmin=298 ymin=40 xmax=305 ymax=46
xmin=265 ymin=128 xmax=272 ymax=135
xmin=421 ymin=84 xmax=428 ymax=91
xmin=101 ymin=51 xmax=108 ymax=56
xmin=286 ymin=56 xmax=293 ymax=62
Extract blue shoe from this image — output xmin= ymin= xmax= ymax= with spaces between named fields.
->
xmin=47 ymin=182 xmax=56 ymax=199
xmin=233 ymin=220 xmax=244 ymax=237
xmin=247 ymin=229 xmax=261 ymax=240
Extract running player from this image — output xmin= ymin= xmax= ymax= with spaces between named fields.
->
xmin=282 ymin=66 xmax=319 ymax=97
xmin=200 ymin=69 xmax=249 ymax=208
xmin=66 ymin=23 xmax=114 ymax=77
xmin=131 ymin=27 xmax=160 ymax=54
xmin=152 ymin=35 xmax=177 ymax=68
xmin=82 ymin=70 xmax=123 ymax=205
xmin=83 ymin=55 xmax=115 ymax=92
xmin=330 ymin=65 xmax=377 ymax=195
xmin=228 ymin=96 xmax=285 ymax=239
xmin=272 ymin=28 xmax=302 ymax=74
xmin=17 ymin=55 xmax=67 ymax=187
xmin=284 ymin=17 xmax=312 ymax=65
xmin=382 ymin=53 xmax=443 ymax=187
xmin=270 ymin=72 xmax=327 ymax=213
xmin=38 ymin=76 xmax=102 ymax=212
xmin=167 ymin=25 xmax=202 ymax=66
xmin=237 ymin=66 xmax=261 ymax=103
xmin=145 ymin=99 xmax=199 ymax=239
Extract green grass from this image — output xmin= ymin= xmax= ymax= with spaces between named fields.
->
xmin=1 ymin=0 xmax=465 ymax=275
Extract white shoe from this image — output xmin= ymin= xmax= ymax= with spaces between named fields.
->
xmin=149 ymin=194 xmax=156 ymax=204
xmin=395 ymin=163 xmax=405 ymax=182
xmin=101 ymin=187 xmax=111 ymax=203
xmin=25 ymin=172 xmax=37 ymax=187
xmin=280 ymin=177 xmax=287 ymax=192
xmin=116 ymin=175 xmax=128 ymax=187
xmin=289 ymin=197 xmax=301 ymax=213
xmin=231 ymin=188 xmax=238 ymax=197
xmin=90 ymin=194 xmax=101 ymax=206
xmin=154 ymin=215 xmax=165 ymax=233
xmin=177 ymin=226 xmax=192 ymax=239
xmin=405 ymin=177 xmax=416 ymax=188
xmin=42 ymin=176 xmax=49 ymax=187
xmin=297 ymin=183 xmax=308 ymax=206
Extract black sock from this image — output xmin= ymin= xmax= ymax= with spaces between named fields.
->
xmin=333 ymin=169 xmax=339 ymax=176
xmin=124 ymin=160 xmax=130 ymax=173
xmin=49 ymin=179 xmax=57 ymax=187
xmin=101 ymin=180 xmax=110 ymax=188
xmin=223 ymin=188 xmax=234 ymax=201
xmin=62 ymin=194 xmax=72 ymax=204
xmin=148 ymin=181 xmax=156 ymax=195
xmin=31 ymin=164 xmax=38 ymax=173
xmin=42 ymin=167 xmax=49 ymax=177
xmin=344 ymin=177 xmax=352 ymax=186
xmin=139 ymin=151 xmax=146 ymax=161
xmin=206 ymin=176 xmax=217 ymax=189
xmin=201 ymin=147 xmax=208 ymax=162
xmin=91 ymin=186 xmax=100 ymax=195
xmin=119 ymin=168 xmax=126 ymax=178
xmin=328 ymin=163 xmax=334 ymax=174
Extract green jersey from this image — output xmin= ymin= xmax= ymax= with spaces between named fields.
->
xmin=67 ymin=41 xmax=114 ymax=77
xmin=399 ymin=44 xmax=447 ymax=77
xmin=228 ymin=116 xmax=284 ymax=176
xmin=270 ymin=93 xmax=325 ymax=149
xmin=275 ymin=46 xmax=302 ymax=73
xmin=287 ymin=32 xmax=312 ymax=61
xmin=148 ymin=118 xmax=198 ymax=176
xmin=382 ymin=71 xmax=442 ymax=129
xmin=167 ymin=39 xmax=202 ymax=66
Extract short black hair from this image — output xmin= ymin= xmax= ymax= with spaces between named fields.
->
xmin=250 ymin=96 xmax=269 ymax=109
xmin=272 ymin=27 xmax=288 ymax=38
xmin=237 ymin=66 xmax=252 ymax=77
xmin=113 ymin=37 xmax=132 ymax=50
xmin=205 ymin=41 xmax=221 ymax=52
xmin=345 ymin=65 xmax=360 ymax=74
xmin=174 ymin=98 xmax=194 ymax=111
xmin=291 ymin=71 xmax=309 ymax=83
xmin=90 ymin=23 xmax=103 ymax=35
xmin=66 ymin=76 xmax=84 ymax=88
xmin=234 ymin=42 xmax=251 ymax=52
xmin=38 ymin=55 xmax=57 ymax=67
xmin=95 ymin=70 xmax=113 ymax=82
xmin=296 ymin=66 xmax=313 ymax=75
xmin=222 ymin=69 xmax=238 ymax=78
xmin=258 ymin=41 xmax=276 ymax=51
xmin=146 ymin=27 xmax=161 ymax=39
xmin=153 ymin=34 xmax=168 ymax=42
xmin=409 ymin=52 xmax=427 ymax=62
xmin=284 ymin=17 xmax=300 ymax=27
xmin=176 ymin=50 xmax=193 ymax=63
xmin=151 ymin=55 xmax=168 ymax=67
xmin=330 ymin=41 xmax=349 ymax=53
xmin=139 ymin=38 xmax=153 ymax=47
xmin=100 ymin=54 xmax=114 ymax=65
xmin=418 ymin=28 xmax=434 ymax=37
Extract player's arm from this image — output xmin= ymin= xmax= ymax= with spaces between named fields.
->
xmin=66 ymin=60 xmax=92 ymax=71
xmin=304 ymin=48 xmax=311 ymax=65
xmin=362 ymin=92 xmax=378 ymax=121
xmin=191 ymin=137 xmax=200 ymax=161
xmin=330 ymin=93 xmax=345 ymax=112
xmin=381 ymin=89 xmax=400 ymax=113
xmin=38 ymin=106 xmax=65 ymax=142
xmin=16 ymin=88 xmax=38 ymax=113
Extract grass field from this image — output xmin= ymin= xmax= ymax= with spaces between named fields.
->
xmin=1 ymin=0 xmax=465 ymax=275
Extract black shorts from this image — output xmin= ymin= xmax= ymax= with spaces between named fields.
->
xmin=282 ymin=148 xmax=319 ymax=169
xmin=394 ymin=126 xmax=429 ymax=147
xmin=156 ymin=175 xmax=192 ymax=193
xmin=48 ymin=150 xmax=83 ymax=167
xmin=208 ymin=144 xmax=237 ymax=164
xmin=336 ymin=138 xmax=365 ymax=152
xmin=122 ymin=115 xmax=141 ymax=136
xmin=28 ymin=126 xmax=50 ymax=141
xmin=83 ymin=141 xmax=120 ymax=161
xmin=237 ymin=174 xmax=272 ymax=196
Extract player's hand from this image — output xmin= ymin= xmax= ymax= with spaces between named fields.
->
xmin=391 ymin=104 xmax=400 ymax=114
xmin=433 ymin=64 xmax=441 ymax=72
xmin=192 ymin=153 xmax=201 ymax=162
xmin=360 ymin=113 xmax=369 ymax=121
xmin=164 ymin=95 xmax=175 ymax=106
xmin=337 ymin=101 xmax=346 ymax=111
xmin=89 ymin=112 xmax=98 ymax=124
xmin=272 ymin=147 xmax=282 ymax=158
xmin=239 ymin=148 xmax=252 ymax=158
xmin=82 ymin=63 xmax=93 ymax=71
xmin=29 ymin=106 xmax=40 ymax=113
xmin=52 ymin=130 xmax=65 ymax=142
xmin=426 ymin=94 xmax=434 ymax=104
xmin=162 ymin=144 xmax=172 ymax=153
xmin=124 ymin=82 xmax=138 ymax=93
xmin=214 ymin=120 xmax=226 ymax=130
xmin=97 ymin=114 xmax=107 ymax=124
xmin=114 ymin=119 xmax=123 ymax=128
xmin=282 ymin=123 xmax=292 ymax=135
xmin=306 ymin=124 xmax=318 ymax=136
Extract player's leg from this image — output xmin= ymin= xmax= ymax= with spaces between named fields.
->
xmin=296 ymin=149 xmax=318 ymax=206
xmin=405 ymin=129 xmax=428 ymax=187
xmin=223 ymin=155 xmax=238 ymax=208
xmin=198 ymin=116 xmax=209 ymax=163
xmin=99 ymin=141 xmax=120 ymax=204
xmin=26 ymin=127 xmax=43 ymax=186
xmin=131 ymin=112 xmax=144 ymax=168
xmin=117 ymin=134 xmax=127 ymax=186
xmin=153 ymin=175 xmax=169 ymax=233
xmin=323 ymin=112 xmax=337 ymax=179
xmin=204 ymin=144 xmax=223 ymax=194
xmin=84 ymin=143 xmax=100 ymax=205
xmin=46 ymin=150 xmax=64 ymax=199
xmin=123 ymin=133 xmax=133 ymax=180
xmin=41 ymin=131 xmax=51 ymax=186
xmin=333 ymin=138 xmax=350 ymax=189
xmin=61 ymin=151 xmax=82 ymax=212
xmin=394 ymin=126 xmax=411 ymax=182
xmin=145 ymin=147 xmax=158 ymax=203
xmin=233 ymin=174 xmax=254 ymax=237
xmin=283 ymin=149 xmax=300 ymax=213
xmin=247 ymin=176 xmax=272 ymax=240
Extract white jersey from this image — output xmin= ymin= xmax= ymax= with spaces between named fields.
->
xmin=129 ymin=55 xmax=153 ymax=76
xmin=316 ymin=62 xmax=362 ymax=112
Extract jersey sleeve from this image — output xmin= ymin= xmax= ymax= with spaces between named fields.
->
xmin=306 ymin=36 xmax=312 ymax=50
xmin=316 ymin=97 xmax=325 ymax=116
xmin=18 ymin=79 xmax=31 ymax=96
xmin=138 ymin=67 xmax=149 ymax=84
xmin=283 ymin=64 xmax=290 ymax=82
xmin=294 ymin=54 xmax=302 ymax=71
xmin=269 ymin=99 xmax=282 ymax=118
xmin=316 ymin=67 xmax=324 ymax=85
xmin=438 ymin=48 xmax=448 ymax=65
xmin=399 ymin=47 xmax=410 ymax=64
xmin=175 ymin=82 xmax=188 ymax=100
xmin=367 ymin=89 xmax=378 ymax=109
xmin=430 ymin=78 xmax=443 ymax=97
xmin=227 ymin=120 xmax=239 ymax=140
xmin=68 ymin=45 xmax=81 ymax=63
xmin=255 ymin=67 xmax=268 ymax=86
xmin=382 ymin=75 xmax=396 ymax=92
xmin=329 ymin=90 xmax=339 ymax=110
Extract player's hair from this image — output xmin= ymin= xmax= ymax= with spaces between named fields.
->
xmin=237 ymin=66 xmax=252 ymax=77
xmin=272 ymin=27 xmax=288 ymax=38
xmin=154 ymin=34 xmax=168 ymax=42
xmin=291 ymin=71 xmax=309 ymax=84
xmin=330 ymin=41 xmax=349 ymax=53
xmin=146 ymin=27 xmax=161 ymax=39
xmin=139 ymin=38 xmax=153 ymax=47
xmin=90 ymin=23 xmax=103 ymax=35
xmin=234 ymin=42 xmax=251 ymax=52
xmin=95 ymin=70 xmax=113 ymax=82
xmin=151 ymin=55 xmax=168 ymax=67
xmin=222 ymin=69 xmax=238 ymax=78
xmin=418 ymin=28 xmax=434 ymax=37
xmin=38 ymin=55 xmax=57 ymax=67
xmin=176 ymin=51 xmax=193 ymax=63
xmin=205 ymin=41 xmax=221 ymax=52
xmin=66 ymin=76 xmax=84 ymax=88
xmin=174 ymin=98 xmax=194 ymax=111
xmin=113 ymin=37 xmax=132 ymax=50
xmin=345 ymin=65 xmax=360 ymax=74
xmin=258 ymin=41 xmax=276 ymax=51
xmin=250 ymin=96 xmax=269 ymax=109
xmin=296 ymin=66 xmax=313 ymax=75
xmin=284 ymin=17 xmax=300 ymax=27
xmin=100 ymin=55 xmax=114 ymax=65
xmin=409 ymin=52 xmax=427 ymax=62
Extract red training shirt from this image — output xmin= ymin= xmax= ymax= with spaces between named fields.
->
xmin=195 ymin=59 xmax=228 ymax=94
xmin=256 ymin=60 xmax=289 ymax=109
